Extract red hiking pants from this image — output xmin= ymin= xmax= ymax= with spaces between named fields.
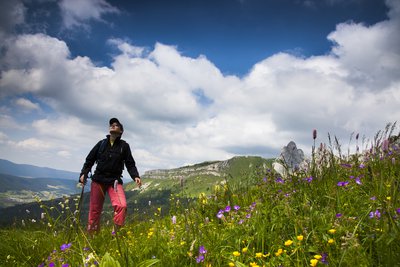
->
xmin=87 ymin=181 xmax=127 ymax=233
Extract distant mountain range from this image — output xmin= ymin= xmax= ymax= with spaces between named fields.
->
xmin=0 ymin=159 xmax=81 ymax=209
xmin=0 ymin=156 xmax=273 ymax=226
xmin=0 ymin=159 xmax=79 ymax=180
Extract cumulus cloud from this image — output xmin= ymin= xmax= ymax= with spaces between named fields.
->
xmin=59 ymin=0 xmax=119 ymax=29
xmin=15 ymin=98 xmax=41 ymax=112
xmin=0 ymin=0 xmax=399 ymax=172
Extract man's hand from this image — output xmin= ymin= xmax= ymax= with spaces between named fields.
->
xmin=134 ymin=177 xmax=142 ymax=187
xmin=79 ymin=174 xmax=86 ymax=184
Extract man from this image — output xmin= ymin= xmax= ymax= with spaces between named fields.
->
xmin=79 ymin=118 xmax=142 ymax=234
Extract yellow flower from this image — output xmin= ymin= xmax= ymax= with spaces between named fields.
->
xmin=255 ymin=252 xmax=263 ymax=258
xmin=314 ymin=255 xmax=322 ymax=260
xmin=328 ymin=229 xmax=336 ymax=234
xmin=328 ymin=238 xmax=334 ymax=244
xmin=275 ymin=248 xmax=283 ymax=256
xmin=310 ymin=259 xmax=318 ymax=267
xmin=228 ymin=263 xmax=235 ymax=267
xmin=180 ymin=241 xmax=186 ymax=246
xmin=284 ymin=240 xmax=293 ymax=246
xmin=233 ymin=251 xmax=241 ymax=257
xmin=242 ymin=247 xmax=248 ymax=253
xmin=250 ymin=262 xmax=259 ymax=267
xmin=387 ymin=196 xmax=391 ymax=201
xmin=297 ymin=235 xmax=304 ymax=241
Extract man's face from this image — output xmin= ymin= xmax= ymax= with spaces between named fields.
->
xmin=109 ymin=123 xmax=122 ymax=135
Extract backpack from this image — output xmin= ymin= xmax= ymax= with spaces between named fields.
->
xmin=96 ymin=138 xmax=125 ymax=163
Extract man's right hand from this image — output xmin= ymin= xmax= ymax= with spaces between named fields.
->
xmin=79 ymin=174 xmax=86 ymax=184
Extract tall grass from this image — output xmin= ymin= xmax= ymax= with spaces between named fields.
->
xmin=1 ymin=124 xmax=399 ymax=267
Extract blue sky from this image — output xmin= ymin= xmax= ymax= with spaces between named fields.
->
xmin=0 ymin=0 xmax=399 ymax=177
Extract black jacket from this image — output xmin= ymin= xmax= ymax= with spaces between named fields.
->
xmin=80 ymin=135 xmax=140 ymax=185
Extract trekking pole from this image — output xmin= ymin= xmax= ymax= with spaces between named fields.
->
xmin=67 ymin=173 xmax=88 ymax=242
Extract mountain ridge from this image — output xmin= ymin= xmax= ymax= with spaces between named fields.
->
xmin=0 ymin=158 xmax=79 ymax=180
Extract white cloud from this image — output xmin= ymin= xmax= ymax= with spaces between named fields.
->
xmin=59 ymin=0 xmax=119 ymax=29
xmin=0 ymin=0 xmax=399 ymax=173
xmin=16 ymin=138 xmax=52 ymax=150
xmin=15 ymin=98 xmax=41 ymax=112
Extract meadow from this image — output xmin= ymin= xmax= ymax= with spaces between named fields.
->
xmin=0 ymin=123 xmax=399 ymax=267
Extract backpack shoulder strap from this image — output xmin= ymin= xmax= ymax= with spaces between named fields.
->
xmin=96 ymin=138 xmax=107 ymax=162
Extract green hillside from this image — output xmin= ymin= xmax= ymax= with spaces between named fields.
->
xmin=0 ymin=125 xmax=399 ymax=267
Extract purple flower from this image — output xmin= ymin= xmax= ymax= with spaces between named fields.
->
xmin=60 ymin=243 xmax=72 ymax=251
xmin=276 ymin=177 xmax=284 ymax=183
xmin=49 ymin=263 xmax=55 ymax=267
xmin=370 ymin=196 xmax=376 ymax=201
xmin=337 ymin=181 xmax=349 ymax=187
xmin=369 ymin=209 xmax=381 ymax=219
xmin=355 ymin=177 xmax=362 ymax=185
xmin=321 ymin=253 xmax=329 ymax=265
xmin=304 ymin=176 xmax=313 ymax=183
xmin=225 ymin=206 xmax=231 ymax=212
xmin=234 ymin=205 xmax=240 ymax=211
xmin=396 ymin=208 xmax=400 ymax=214
xmin=359 ymin=164 xmax=365 ymax=169
xmin=340 ymin=163 xmax=352 ymax=168
xmin=199 ymin=245 xmax=207 ymax=254
xmin=216 ymin=210 xmax=224 ymax=219
xmin=336 ymin=213 xmax=342 ymax=218
xmin=62 ymin=264 xmax=69 ymax=267
xmin=196 ymin=255 xmax=204 ymax=263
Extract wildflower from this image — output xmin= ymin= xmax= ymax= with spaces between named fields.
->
xmin=304 ymin=176 xmax=313 ymax=183
xmin=255 ymin=252 xmax=263 ymax=258
xmin=310 ymin=259 xmax=318 ymax=267
xmin=314 ymin=255 xmax=322 ymax=260
xmin=336 ymin=213 xmax=342 ymax=218
xmin=60 ymin=243 xmax=72 ymax=251
xmin=228 ymin=263 xmax=235 ymax=267
xmin=337 ymin=181 xmax=349 ymax=187
xmin=328 ymin=229 xmax=336 ymax=234
xmin=328 ymin=239 xmax=334 ymax=244
xmin=225 ymin=206 xmax=231 ymax=212
xmin=370 ymin=196 xmax=376 ymax=201
xmin=369 ymin=209 xmax=381 ymax=219
xmin=284 ymin=240 xmax=293 ymax=246
xmin=275 ymin=248 xmax=283 ymax=256
xmin=62 ymin=264 xmax=69 ymax=267
xmin=321 ymin=253 xmax=329 ymax=264
xmin=355 ymin=177 xmax=362 ymax=185
xmin=180 ymin=241 xmax=186 ymax=246
xmin=233 ymin=251 xmax=240 ymax=257
xmin=49 ymin=263 xmax=55 ymax=267
xmin=171 ymin=215 xmax=177 ymax=224
xmin=234 ymin=205 xmax=240 ymax=211
xmin=297 ymin=235 xmax=304 ymax=241
xmin=199 ymin=245 xmax=207 ymax=254
xmin=387 ymin=197 xmax=391 ymax=201
xmin=195 ymin=255 xmax=204 ymax=263
xmin=250 ymin=262 xmax=259 ymax=267
xmin=216 ymin=210 xmax=224 ymax=219
xmin=396 ymin=208 xmax=400 ymax=214
xmin=382 ymin=139 xmax=389 ymax=151
xmin=340 ymin=163 xmax=352 ymax=168
xmin=359 ymin=163 xmax=365 ymax=168
xmin=276 ymin=177 xmax=284 ymax=183
xmin=242 ymin=247 xmax=248 ymax=253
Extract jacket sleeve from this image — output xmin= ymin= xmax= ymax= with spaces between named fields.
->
xmin=124 ymin=143 xmax=140 ymax=179
xmin=80 ymin=140 xmax=102 ymax=179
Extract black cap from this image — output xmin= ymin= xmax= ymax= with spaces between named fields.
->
xmin=109 ymin=118 xmax=124 ymax=132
